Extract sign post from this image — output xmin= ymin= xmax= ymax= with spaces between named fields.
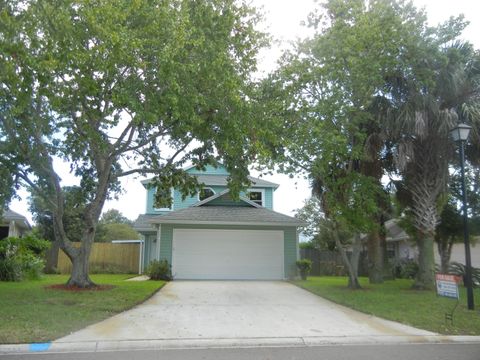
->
xmin=435 ymin=273 xmax=461 ymax=325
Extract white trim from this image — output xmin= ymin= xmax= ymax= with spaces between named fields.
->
xmin=153 ymin=188 xmax=174 ymax=212
xmin=247 ymin=188 xmax=265 ymax=207
xmin=152 ymin=219 xmax=304 ymax=226
xmin=197 ymin=187 xmax=216 ymax=201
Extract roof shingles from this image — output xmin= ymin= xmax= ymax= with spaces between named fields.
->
xmin=148 ymin=206 xmax=304 ymax=226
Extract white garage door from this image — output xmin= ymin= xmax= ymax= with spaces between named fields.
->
xmin=172 ymin=229 xmax=284 ymax=280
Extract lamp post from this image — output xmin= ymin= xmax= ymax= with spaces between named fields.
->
xmin=450 ymin=123 xmax=474 ymax=310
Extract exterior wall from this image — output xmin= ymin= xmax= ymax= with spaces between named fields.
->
xmin=156 ymin=224 xmax=298 ymax=279
xmin=434 ymin=242 xmax=480 ymax=268
xmin=147 ymin=185 xmax=274 ymax=212
xmin=142 ymin=233 xmax=158 ymax=270
xmin=173 ymin=185 xmax=227 ymax=210
xmin=186 ymin=164 xmax=230 ymax=175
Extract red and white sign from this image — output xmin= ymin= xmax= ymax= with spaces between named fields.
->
xmin=436 ymin=273 xmax=461 ymax=299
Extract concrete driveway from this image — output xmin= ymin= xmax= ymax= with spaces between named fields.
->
xmin=56 ymin=281 xmax=436 ymax=347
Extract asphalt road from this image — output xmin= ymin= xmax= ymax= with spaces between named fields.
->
xmin=2 ymin=344 xmax=480 ymax=360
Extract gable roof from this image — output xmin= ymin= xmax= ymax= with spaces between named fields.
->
xmin=148 ymin=206 xmax=305 ymax=227
xmin=1 ymin=209 xmax=31 ymax=229
xmin=141 ymin=174 xmax=279 ymax=189
xmin=192 ymin=189 xmax=262 ymax=208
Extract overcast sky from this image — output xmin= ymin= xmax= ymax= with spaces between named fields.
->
xmin=8 ymin=0 xmax=480 ymax=224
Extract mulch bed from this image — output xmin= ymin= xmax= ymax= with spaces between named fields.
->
xmin=45 ymin=284 xmax=115 ymax=292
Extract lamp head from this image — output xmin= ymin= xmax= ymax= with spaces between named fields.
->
xmin=450 ymin=123 xmax=472 ymax=142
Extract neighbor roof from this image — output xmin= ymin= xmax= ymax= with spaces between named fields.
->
xmin=385 ymin=219 xmax=409 ymax=242
xmin=148 ymin=206 xmax=305 ymax=227
xmin=1 ymin=209 xmax=31 ymax=229
xmin=133 ymin=214 xmax=158 ymax=232
xmin=141 ymin=174 xmax=279 ymax=189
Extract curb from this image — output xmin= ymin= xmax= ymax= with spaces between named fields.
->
xmin=2 ymin=335 xmax=480 ymax=355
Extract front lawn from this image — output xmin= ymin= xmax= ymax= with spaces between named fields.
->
xmin=0 ymin=274 xmax=165 ymax=344
xmin=293 ymin=276 xmax=480 ymax=335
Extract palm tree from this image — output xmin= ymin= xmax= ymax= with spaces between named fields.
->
xmin=381 ymin=42 xmax=480 ymax=289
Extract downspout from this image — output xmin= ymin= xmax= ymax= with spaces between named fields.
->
xmin=156 ymin=225 xmax=162 ymax=260
xmin=139 ymin=236 xmax=144 ymax=274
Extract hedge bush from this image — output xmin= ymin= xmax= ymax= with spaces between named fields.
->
xmin=0 ymin=235 xmax=50 ymax=281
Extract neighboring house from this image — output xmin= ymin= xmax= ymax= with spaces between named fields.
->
xmin=385 ymin=219 xmax=480 ymax=268
xmin=385 ymin=219 xmax=417 ymax=261
xmin=134 ymin=164 xmax=304 ymax=280
xmin=0 ymin=209 xmax=32 ymax=240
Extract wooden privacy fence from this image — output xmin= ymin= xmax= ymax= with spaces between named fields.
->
xmin=300 ymin=248 xmax=368 ymax=276
xmin=57 ymin=243 xmax=140 ymax=274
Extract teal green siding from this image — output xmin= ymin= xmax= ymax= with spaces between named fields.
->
xmin=143 ymin=234 xmax=158 ymax=269
xmin=173 ymin=185 xmax=227 ymax=210
xmin=187 ymin=164 xmax=229 ymax=175
xmin=283 ymin=227 xmax=298 ymax=278
xmin=158 ymin=224 xmax=298 ymax=279
xmin=264 ymin=188 xmax=273 ymax=210
xmin=159 ymin=224 xmax=173 ymax=264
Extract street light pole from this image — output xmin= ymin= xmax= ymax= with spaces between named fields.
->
xmin=450 ymin=123 xmax=475 ymax=311
xmin=458 ymin=140 xmax=475 ymax=310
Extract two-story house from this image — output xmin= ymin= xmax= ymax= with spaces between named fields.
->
xmin=134 ymin=164 xmax=304 ymax=280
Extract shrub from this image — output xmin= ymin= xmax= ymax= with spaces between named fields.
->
xmin=296 ymin=259 xmax=313 ymax=280
xmin=448 ymin=262 xmax=480 ymax=287
xmin=391 ymin=258 xmax=419 ymax=279
xmin=146 ymin=260 xmax=172 ymax=281
xmin=0 ymin=235 xmax=50 ymax=281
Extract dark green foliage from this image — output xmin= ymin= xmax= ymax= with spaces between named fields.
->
xmin=391 ymin=259 xmax=419 ymax=279
xmin=296 ymin=259 xmax=313 ymax=280
xmin=28 ymin=186 xmax=87 ymax=243
xmin=95 ymin=223 xmax=140 ymax=243
xmin=100 ymin=210 xmax=133 ymax=226
xmin=146 ymin=260 xmax=172 ymax=281
xmin=448 ymin=262 xmax=480 ymax=287
xmin=0 ymin=235 xmax=50 ymax=281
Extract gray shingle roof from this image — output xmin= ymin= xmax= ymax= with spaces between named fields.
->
xmin=148 ymin=206 xmax=305 ymax=227
xmin=1 ymin=209 xmax=31 ymax=229
xmin=141 ymin=174 xmax=278 ymax=189
xmin=133 ymin=214 xmax=158 ymax=232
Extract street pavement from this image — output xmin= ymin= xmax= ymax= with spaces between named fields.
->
xmin=2 ymin=343 xmax=480 ymax=360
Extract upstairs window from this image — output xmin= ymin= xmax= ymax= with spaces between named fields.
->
xmin=198 ymin=187 xmax=215 ymax=201
xmin=153 ymin=188 xmax=173 ymax=211
xmin=248 ymin=189 xmax=264 ymax=207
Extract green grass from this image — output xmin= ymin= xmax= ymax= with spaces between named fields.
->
xmin=0 ymin=274 xmax=165 ymax=344
xmin=293 ymin=276 xmax=480 ymax=336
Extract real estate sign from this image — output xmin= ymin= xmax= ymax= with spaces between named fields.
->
xmin=435 ymin=273 xmax=461 ymax=299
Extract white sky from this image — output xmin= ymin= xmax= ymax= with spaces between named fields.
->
xmin=8 ymin=0 xmax=480 ymax=224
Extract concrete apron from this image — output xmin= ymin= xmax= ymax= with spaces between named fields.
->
xmin=2 ymin=281 xmax=480 ymax=354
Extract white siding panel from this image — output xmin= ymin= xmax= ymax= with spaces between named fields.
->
xmin=172 ymin=229 xmax=284 ymax=280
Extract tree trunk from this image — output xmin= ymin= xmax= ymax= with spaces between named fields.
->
xmin=437 ymin=236 xmax=453 ymax=273
xmin=334 ymin=224 xmax=362 ymax=289
xmin=44 ymin=240 xmax=60 ymax=273
xmin=413 ymin=232 xmax=435 ymax=290
xmin=380 ymin=222 xmax=393 ymax=280
xmin=367 ymin=228 xmax=384 ymax=284
xmin=67 ymin=246 xmax=96 ymax=288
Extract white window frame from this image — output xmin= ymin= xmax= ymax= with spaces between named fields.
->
xmin=197 ymin=187 xmax=216 ymax=201
xmin=153 ymin=188 xmax=174 ymax=211
xmin=247 ymin=188 xmax=265 ymax=207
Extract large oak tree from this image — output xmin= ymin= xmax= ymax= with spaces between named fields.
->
xmin=0 ymin=0 xmax=266 ymax=287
